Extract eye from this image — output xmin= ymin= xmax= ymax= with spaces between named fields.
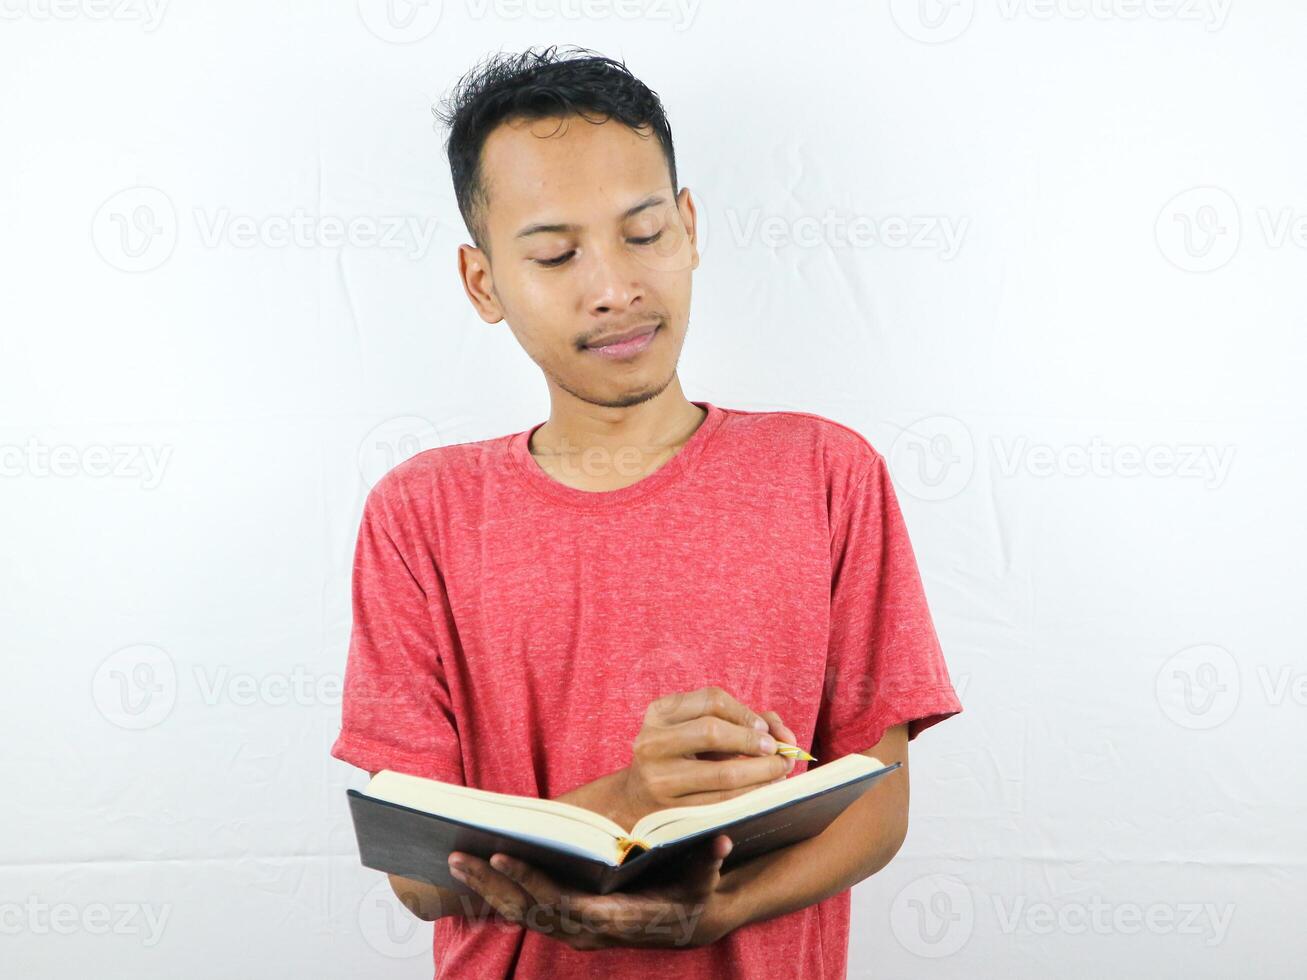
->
xmin=535 ymin=251 xmax=575 ymax=267
xmin=630 ymin=231 xmax=664 ymax=246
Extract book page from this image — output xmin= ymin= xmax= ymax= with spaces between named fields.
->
xmin=364 ymin=771 xmax=629 ymax=864
xmin=630 ymin=754 xmax=885 ymax=846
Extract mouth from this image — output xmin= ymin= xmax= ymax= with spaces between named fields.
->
xmin=583 ymin=323 xmax=660 ymax=361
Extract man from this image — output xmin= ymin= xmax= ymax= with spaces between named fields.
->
xmin=331 ymin=45 xmax=963 ymax=978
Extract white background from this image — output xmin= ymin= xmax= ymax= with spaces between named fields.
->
xmin=3 ymin=1 xmax=1305 ymax=977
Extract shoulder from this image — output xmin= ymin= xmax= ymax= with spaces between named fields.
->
xmin=364 ymin=432 xmax=511 ymax=526
xmin=717 ymin=404 xmax=884 ymax=496
xmin=720 ymin=404 xmax=882 ymax=459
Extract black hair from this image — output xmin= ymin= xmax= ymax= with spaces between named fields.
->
xmin=432 ymin=45 xmax=679 ymax=255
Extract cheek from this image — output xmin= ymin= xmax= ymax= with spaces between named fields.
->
xmin=495 ymin=278 xmax=567 ymax=343
xmin=501 ymin=271 xmax=573 ymax=325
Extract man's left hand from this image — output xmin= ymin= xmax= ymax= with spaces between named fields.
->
xmin=447 ymin=834 xmax=740 ymax=950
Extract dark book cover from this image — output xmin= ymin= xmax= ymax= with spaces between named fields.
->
xmin=344 ymin=761 xmax=901 ymax=896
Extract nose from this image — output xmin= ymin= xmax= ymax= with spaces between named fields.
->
xmin=584 ymin=238 xmax=646 ymax=317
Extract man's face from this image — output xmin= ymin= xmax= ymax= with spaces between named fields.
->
xmin=460 ymin=114 xmax=699 ymax=409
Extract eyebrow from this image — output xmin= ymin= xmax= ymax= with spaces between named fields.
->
xmin=514 ymin=193 xmax=667 ymax=239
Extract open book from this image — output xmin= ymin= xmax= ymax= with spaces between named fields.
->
xmin=345 ymin=753 xmax=901 ymax=895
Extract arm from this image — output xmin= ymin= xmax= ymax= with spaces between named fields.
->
xmin=710 ymin=723 xmax=910 ymax=934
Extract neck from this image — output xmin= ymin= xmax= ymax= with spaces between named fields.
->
xmin=529 ymin=382 xmax=706 ymax=464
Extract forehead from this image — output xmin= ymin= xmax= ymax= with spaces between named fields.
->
xmin=479 ymin=115 xmax=670 ymax=236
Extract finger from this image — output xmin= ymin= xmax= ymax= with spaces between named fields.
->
xmin=761 ymin=711 xmax=798 ymax=774
xmin=761 ymin=710 xmax=798 ymax=747
xmin=676 ymin=834 xmax=733 ymax=898
xmin=489 ymin=856 xmax=611 ymax=941
xmin=488 ymin=854 xmax=567 ymax=910
xmin=652 ymin=754 xmax=792 ymax=802
xmin=650 ymin=685 xmax=768 ymax=732
xmin=657 ymin=714 xmax=778 ymax=759
xmin=448 ymin=853 xmax=532 ymax=923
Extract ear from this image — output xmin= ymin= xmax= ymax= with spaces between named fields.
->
xmin=458 ymin=242 xmax=505 ymax=324
xmin=677 ymin=187 xmax=701 ymax=272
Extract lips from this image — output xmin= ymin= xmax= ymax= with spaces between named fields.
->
xmin=583 ymin=324 xmax=659 ymax=360
xmin=585 ymin=322 xmax=660 ymax=349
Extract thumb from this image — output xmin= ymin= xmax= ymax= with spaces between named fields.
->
xmin=678 ymin=834 xmax=733 ymax=898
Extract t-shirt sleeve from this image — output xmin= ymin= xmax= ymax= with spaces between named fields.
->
xmin=329 ymin=485 xmax=465 ymax=785
xmin=812 ymin=448 xmax=963 ymax=762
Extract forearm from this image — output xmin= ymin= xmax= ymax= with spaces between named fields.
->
xmin=552 ymin=768 xmax=645 ymax=831
xmin=715 ymin=783 xmax=908 ymax=932
xmin=386 ymin=873 xmax=494 ymax=922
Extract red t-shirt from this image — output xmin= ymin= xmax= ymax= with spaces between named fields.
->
xmin=331 ymin=400 xmax=963 ymax=979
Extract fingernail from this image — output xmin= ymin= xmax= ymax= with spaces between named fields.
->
xmin=752 ymin=717 xmax=768 ymax=731
xmin=759 ymin=735 xmax=776 ymax=753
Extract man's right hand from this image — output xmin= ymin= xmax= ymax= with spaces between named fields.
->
xmin=377 ymin=687 xmax=801 ymax=921
xmin=619 ymin=686 xmax=796 ymax=819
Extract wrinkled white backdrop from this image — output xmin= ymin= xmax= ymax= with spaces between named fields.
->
xmin=3 ymin=2 xmax=1304 ymax=977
